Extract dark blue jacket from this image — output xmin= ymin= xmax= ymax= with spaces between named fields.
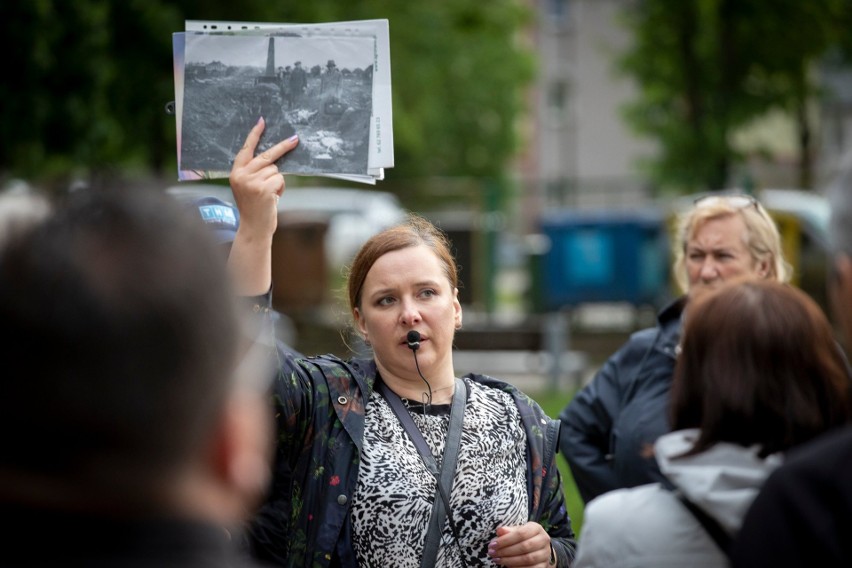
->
xmin=247 ymin=352 xmax=577 ymax=567
xmin=559 ymin=297 xmax=686 ymax=504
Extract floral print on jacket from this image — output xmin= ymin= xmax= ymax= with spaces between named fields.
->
xmin=245 ymin=351 xmax=577 ymax=567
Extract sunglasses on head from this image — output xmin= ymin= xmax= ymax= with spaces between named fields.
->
xmin=692 ymin=193 xmax=774 ymax=223
xmin=693 ymin=193 xmax=760 ymax=211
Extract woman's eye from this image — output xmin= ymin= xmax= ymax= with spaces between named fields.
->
xmin=377 ymin=296 xmax=395 ymax=306
xmin=420 ymin=289 xmax=436 ymax=298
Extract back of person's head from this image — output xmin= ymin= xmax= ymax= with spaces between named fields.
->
xmin=0 ymin=188 xmax=243 ymax=503
xmin=672 ymin=194 xmax=791 ymax=292
xmin=346 ymin=214 xmax=458 ymax=313
xmin=671 ymin=278 xmax=852 ymax=457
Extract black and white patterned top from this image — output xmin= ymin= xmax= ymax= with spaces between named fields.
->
xmin=351 ymin=377 xmax=529 ymax=567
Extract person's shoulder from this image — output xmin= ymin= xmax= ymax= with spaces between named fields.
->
xmin=465 ymin=372 xmax=512 ymax=389
xmin=612 ymin=297 xmax=685 ymax=361
xmin=581 ymin=482 xmax=728 ymax=566
xmin=606 ymin=325 xmax=664 ymax=365
xmin=464 ymin=374 xmax=549 ymax=415
xmin=465 ymin=373 xmax=530 ymax=401
xmin=299 ymin=354 xmax=372 ymax=375
xmin=582 ymin=483 xmax=679 ymax=538
xmin=586 ymin=483 xmax=668 ymax=513
xmin=780 ymin=425 xmax=852 ymax=476
xmin=624 ymin=326 xmax=659 ymax=348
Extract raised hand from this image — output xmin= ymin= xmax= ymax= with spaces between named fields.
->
xmin=227 ymin=117 xmax=299 ymax=295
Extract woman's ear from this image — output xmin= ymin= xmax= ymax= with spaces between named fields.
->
xmin=453 ymin=288 xmax=462 ymax=329
xmin=353 ymin=307 xmax=368 ymax=339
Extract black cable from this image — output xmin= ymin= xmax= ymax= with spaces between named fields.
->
xmin=407 ymin=330 xmax=433 ymax=410
xmin=412 ymin=348 xmax=433 ymax=410
xmin=405 ymin=330 xmax=468 ymax=567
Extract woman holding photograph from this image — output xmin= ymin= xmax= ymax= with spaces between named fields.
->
xmin=228 ymin=119 xmax=577 ymax=568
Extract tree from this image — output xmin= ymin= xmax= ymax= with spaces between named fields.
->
xmin=0 ymin=1 xmax=534 ymax=194
xmin=618 ymin=0 xmax=849 ymax=193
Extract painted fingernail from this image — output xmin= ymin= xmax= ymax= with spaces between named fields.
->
xmin=257 ymin=116 xmax=264 ymax=125
xmin=286 ymin=134 xmax=299 ymax=143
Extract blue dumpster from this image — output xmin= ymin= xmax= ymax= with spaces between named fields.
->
xmin=537 ymin=207 xmax=671 ymax=311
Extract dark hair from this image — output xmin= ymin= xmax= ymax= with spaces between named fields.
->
xmin=0 ymin=188 xmax=240 ymax=481
xmin=671 ymin=279 xmax=852 ymax=457
xmin=346 ymin=214 xmax=458 ymax=313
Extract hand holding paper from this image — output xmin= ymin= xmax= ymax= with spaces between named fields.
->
xmin=227 ymin=118 xmax=299 ymax=296
xmin=172 ymin=19 xmax=393 ymax=185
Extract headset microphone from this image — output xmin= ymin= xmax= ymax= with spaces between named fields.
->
xmin=401 ymin=330 xmax=467 ymax=567
xmin=405 ymin=330 xmax=431 ymax=407
xmin=406 ymin=330 xmax=421 ymax=351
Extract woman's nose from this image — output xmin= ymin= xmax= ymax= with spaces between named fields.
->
xmin=699 ymin=259 xmax=718 ymax=281
xmin=399 ymin=298 xmax=422 ymax=325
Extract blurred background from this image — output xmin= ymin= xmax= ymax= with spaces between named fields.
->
xmin=5 ymin=0 xmax=852 ymax=374
xmin=8 ymin=0 xmax=852 ymax=533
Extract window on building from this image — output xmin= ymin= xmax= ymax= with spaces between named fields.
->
xmin=545 ymin=0 xmax=572 ymax=25
xmin=547 ymin=79 xmax=571 ymax=124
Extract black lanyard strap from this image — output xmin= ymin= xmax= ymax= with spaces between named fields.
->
xmin=377 ymin=376 xmax=468 ymax=568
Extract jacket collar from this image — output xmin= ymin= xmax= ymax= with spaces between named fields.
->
xmin=654 ymin=296 xmax=687 ymax=357
xmin=655 ymin=429 xmax=782 ymax=533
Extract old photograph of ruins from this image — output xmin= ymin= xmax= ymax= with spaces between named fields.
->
xmin=179 ymin=33 xmax=375 ymax=177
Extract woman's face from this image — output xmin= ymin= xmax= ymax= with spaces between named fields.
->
xmin=353 ymin=244 xmax=461 ymax=382
xmin=685 ymin=214 xmax=769 ymax=297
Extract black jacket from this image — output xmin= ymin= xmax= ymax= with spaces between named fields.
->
xmin=558 ymin=297 xmax=685 ymax=504
xmin=731 ymin=425 xmax=852 ymax=567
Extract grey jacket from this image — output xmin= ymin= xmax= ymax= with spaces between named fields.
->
xmin=574 ymin=429 xmax=781 ymax=568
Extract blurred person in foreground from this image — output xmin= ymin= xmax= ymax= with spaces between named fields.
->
xmin=730 ymin=170 xmax=852 ymax=567
xmin=574 ymin=279 xmax=852 ymax=567
xmin=559 ymin=193 xmax=791 ymax=504
xmin=229 ymin=118 xmax=577 ymax=567
xmin=183 ymin=192 xmax=301 ymax=355
xmin=0 ymin=188 xmax=275 ymax=567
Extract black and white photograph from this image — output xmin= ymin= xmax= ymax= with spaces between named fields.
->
xmin=179 ymin=32 xmax=375 ymax=177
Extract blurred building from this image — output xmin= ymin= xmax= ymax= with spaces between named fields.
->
xmin=510 ymin=0 xmax=849 ymax=321
xmin=516 ymin=0 xmax=852 ymax=234
xmin=818 ymin=59 xmax=852 ymax=181
xmin=516 ymin=0 xmax=655 ymax=233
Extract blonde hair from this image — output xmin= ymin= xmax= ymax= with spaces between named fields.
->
xmin=672 ymin=196 xmax=792 ymax=292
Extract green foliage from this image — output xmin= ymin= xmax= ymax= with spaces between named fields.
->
xmin=618 ymin=0 xmax=850 ymax=193
xmin=0 ymin=0 xmax=534 ymax=191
